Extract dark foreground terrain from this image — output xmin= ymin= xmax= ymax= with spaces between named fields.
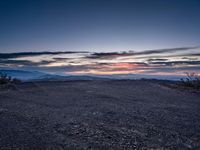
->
xmin=0 ymin=80 xmax=200 ymax=150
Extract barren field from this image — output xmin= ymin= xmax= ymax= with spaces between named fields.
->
xmin=0 ymin=80 xmax=200 ymax=149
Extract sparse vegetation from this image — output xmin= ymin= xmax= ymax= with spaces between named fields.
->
xmin=180 ymin=72 xmax=200 ymax=90
xmin=0 ymin=73 xmax=21 ymax=85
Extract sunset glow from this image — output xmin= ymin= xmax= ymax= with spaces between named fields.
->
xmin=0 ymin=47 xmax=200 ymax=80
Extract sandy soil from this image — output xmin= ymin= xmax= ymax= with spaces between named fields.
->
xmin=0 ymin=80 xmax=200 ymax=150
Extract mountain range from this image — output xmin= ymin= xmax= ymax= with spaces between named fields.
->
xmin=0 ymin=69 xmax=184 ymax=81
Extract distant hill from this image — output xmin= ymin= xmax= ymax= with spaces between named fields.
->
xmin=0 ymin=69 xmax=109 ymax=81
xmin=90 ymin=74 xmax=183 ymax=81
xmin=0 ymin=69 xmax=183 ymax=81
xmin=31 ymin=74 xmax=110 ymax=81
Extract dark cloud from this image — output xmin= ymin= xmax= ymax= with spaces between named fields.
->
xmin=147 ymin=58 xmax=168 ymax=62
xmin=0 ymin=51 xmax=88 ymax=59
xmin=150 ymin=61 xmax=200 ymax=66
xmin=53 ymin=57 xmax=71 ymax=61
xmin=159 ymin=53 xmax=200 ymax=59
xmin=188 ymin=53 xmax=200 ymax=56
xmin=0 ymin=46 xmax=198 ymax=60
xmin=88 ymin=46 xmax=199 ymax=59
xmin=132 ymin=46 xmax=198 ymax=55
xmin=87 ymin=52 xmax=133 ymax=59
xmin=0 ymin=59 xmax=55 ymax=67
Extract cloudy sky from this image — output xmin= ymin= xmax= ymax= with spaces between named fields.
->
xmin=0 ymin=0 xmax=200 ymax=78
xmin=1 ymin=47 xmax=200 ymax=78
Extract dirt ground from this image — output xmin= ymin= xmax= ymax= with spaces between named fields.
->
xmin=0 ymin=80 xmax=200 ymax=150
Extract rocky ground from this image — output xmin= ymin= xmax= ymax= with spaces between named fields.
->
xmin=0 ymin=80 xmax=200 ymax=150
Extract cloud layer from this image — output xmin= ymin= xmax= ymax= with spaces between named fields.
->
xmin=0 ymin=46 xmax=200 ymax=77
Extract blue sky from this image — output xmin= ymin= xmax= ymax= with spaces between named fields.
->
xmin=0 ymin=0 xmax=200 ymax=52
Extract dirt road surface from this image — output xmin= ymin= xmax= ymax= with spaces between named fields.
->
xmin=0 ymin=80 xmax=200 ymax=149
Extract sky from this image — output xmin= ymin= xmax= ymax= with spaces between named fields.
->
xmin=0 ymin=0 xmax=200 ymax=79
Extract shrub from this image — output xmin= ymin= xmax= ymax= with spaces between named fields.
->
xmin=0 ymin=73 xmax=21 ymax=85
xmin=180 ymin=72 xmax=200 ymax=89
xmin=0 ymin=73 xmax=12 ymax=84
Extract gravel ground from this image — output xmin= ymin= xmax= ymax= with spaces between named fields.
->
xmin=0 ymin=80 xmax=200 ymax=150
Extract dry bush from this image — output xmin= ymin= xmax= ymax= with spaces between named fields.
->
xmin=0 ymin=74 xmax=12 ymax=84
xmin=180 ymin=72 xmax=200 ymax=89
xmin=0 ymin=73 xmax=21 ymax=85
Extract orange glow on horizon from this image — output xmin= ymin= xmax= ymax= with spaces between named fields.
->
xmin=66 ymin=69 xmax=146 ymax=75
xmin=104 ymin=63 xmax=144 ymax=69
xmin=66 ymin=62 xmax=148 ymax=75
